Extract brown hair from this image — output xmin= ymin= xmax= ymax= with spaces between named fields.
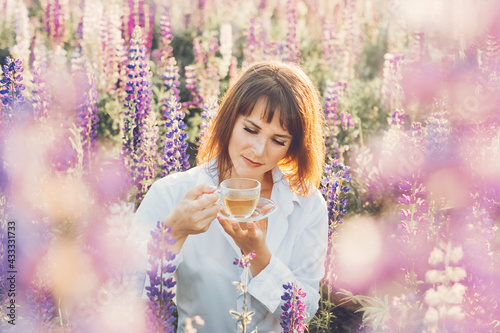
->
xmin=196 ymin=60 xmax=325 ymax=196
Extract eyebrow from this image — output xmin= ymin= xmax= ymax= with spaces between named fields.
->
xmin=244 ymin=119 xmax=292 ymax=139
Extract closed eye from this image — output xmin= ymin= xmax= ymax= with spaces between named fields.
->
xmin=273 ymin=139 xmax=286 ymax=146
xmin=244 ymin=127 xmax=257 ymax=134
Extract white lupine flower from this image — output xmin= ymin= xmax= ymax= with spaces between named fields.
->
xmin=424 ymin=288 xmax=443 ymax=307
xmin=428 ymin=247 xmax=444 ymax=266
xmin=219 ymin=23 xmax=233 ymax=78
xmin=449 ymin=246 xmax=464 ymax=264
xmin=447 ymin=305 xmax=465 ymax=320
xmin=441 ymin=283 xmax=466 ymax=305
xmin=445 ymin=266 xmax=467 ymax=283
xmin=425 ymin=269 xmax=444 ymax=284
xmin=423 ymin=306 xmax=439 ymax=326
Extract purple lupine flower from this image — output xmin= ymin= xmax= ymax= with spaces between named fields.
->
xmin=75 ymin=68 xmax=100 ymax=168
xmin=193 ymin=37 xmax=207 ymax=66
xmin=0 ymin=57 xmax=26 ymax=124
xmin=159 ymin=7 xmax=174 ymax=68
xmin=284 ymin=0 xmax=300 ymax=63
xmin=199 ymin=97 xmax=219 ymax=142
xmin=340 ymin=110 xmax=354 ymax=131
xmin=122 ymin=25 xmax=155 ymax=200
xmin=425 ymin=111 xmax=451 ymax=161
xmin=244 ymin=17 xmax=264 ymax=65
xmin=101 ymin=7 xmax=127 ymax=95
xmin=160 ymin=95 xmax=190 ymax=177
xmin=396 ymin=122 xmax=428 ymax=240
xmin=320 ymin=158 xmax=351 ymax=237
xmin=182 ymin=65 xmax=203 ymax=109
xmin=163 ymin=57 xmax=181 ymax=102
xmin=233 ymin=252 xmax=256 ymax=268
xmin=323 ymin=80 xmax=341 ymax=156
xmin=391 ymin=108 xmax=406 ymax=128
xmin=145 ymin=221 xmax=177 ymax=333
xmin=44 ymin=0 xmax=65 ymax=45
xmin=125 ymin=0 xmax=154 ymax=53
xmin=280 ymin=282 xmax=307 ymax=333
xmin=31 ymin=64 xmax=50 ymax=120
xmin=26 ymin=279 xmax=56 ymax=331
xmin=123 ymin=25 xmax=153 ymax=154
xmin=382 ymin=53 xmax=406 ymax=110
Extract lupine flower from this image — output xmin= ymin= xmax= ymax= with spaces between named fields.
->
xmin=323 ymin=80 xmax=342 ymax=156
xmin=284 ymin=0 xmax=300 ymax=63
xmin=199 ymin=97 xmax=219 ymax=142
xmin=125 ymin=0 xmax=154 ymax=53
xmin=75 ymin=65 xmax=100 ymax=168
xmin=230 ymin=252 xmax=256 ymax=333
xmin=243 ymin=17 xmax=264 ymax=66
xmin=411 ymin=32 xmax=425 ymax=61
xmin=321 ymin=19 xmax=338 ymax=72
xmin=331 ymin=0 xmax=362 ymax=80
xmin=340 ymin=110 xmax=354 ymax=131
xmin=10 ymin=0 xmax=31 ymax=83
xmin=0 ymin=57 xmax=26 ymax=124
xmin=320 ymin=158 xmax=351 ymax=237
xmin=182 ymin=65 xmax=203 ymax=109
xmin=382 ymin=53 xmax=406 ymax=110
xmin=391 ymin=108 xmax=405 ymax=128
xmin=31 ymin=63 xmax=50 ymax=120
xmin=204 ymin=33 xmax=220 ymax=98
xmin=425 ymin=111 xmax=451 ymax=161
xmin=396 ymin=122 xmax=428 ymax=239
xmin=280 ymin=282 xmax=307 ymax=333
xmin=160 ymin=95 xmax=190 ymax=176
xmin=423 ymin=242 xmax=467 ymax=331
xmin=101 ymin=1 xmax=127 ymax=95
xmin=26 ymin=277 xmax=56 ymax=331
xmin=159 ymin=7 xmax=174 ymax=68
xmin=122 ymin=25 xmax=155 ymax=200
xmin=43 ymin=0 xmax=65 ymax=45
xmin=145 ymin=221 xmax=177 ymax=333
xmin=163 ymin=57 xmax=181 ymax=102
xmin=219 ymin=23 xmax=233 ymax=78
xmin=233 ymin=252 xmax=256 ymax=268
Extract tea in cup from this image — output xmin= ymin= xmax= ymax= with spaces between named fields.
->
xmin=219 ymin=178 xmax=260 ymax=219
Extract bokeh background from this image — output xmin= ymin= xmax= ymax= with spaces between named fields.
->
xmin=1 ymin=0 xmax=500 ymax=332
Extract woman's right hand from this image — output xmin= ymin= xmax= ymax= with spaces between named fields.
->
xmin=164 ymin=184 xmax=220 ymax=252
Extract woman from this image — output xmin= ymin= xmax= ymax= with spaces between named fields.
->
xmin=136 ymin=61 xmax=328 ymax=332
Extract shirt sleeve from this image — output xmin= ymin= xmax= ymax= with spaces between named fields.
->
xmin=246 ymin=193 xmax=329 ymax=324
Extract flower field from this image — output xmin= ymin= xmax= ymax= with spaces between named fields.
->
xmin=1 ymin=0 xmax=500 ymax=332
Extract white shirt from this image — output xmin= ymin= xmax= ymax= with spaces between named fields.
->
xmin=136 ymin=160 xmax=328 ymax=333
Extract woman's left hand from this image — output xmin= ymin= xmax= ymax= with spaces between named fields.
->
xmin=217 ymin=217 xmax=268 ymax=255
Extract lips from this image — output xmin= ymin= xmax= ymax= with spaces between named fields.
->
xmin=242 ymin=156 xmax=262 ymax=167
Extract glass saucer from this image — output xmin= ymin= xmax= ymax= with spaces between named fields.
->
xmin=218 ymin=197 xmax=278 ymax=222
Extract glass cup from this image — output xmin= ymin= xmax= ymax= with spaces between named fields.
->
xmin=218 ymin=178 xmax=261 ymax=219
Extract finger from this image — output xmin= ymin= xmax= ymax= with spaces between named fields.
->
xmin=246 ymin=222 xmax=257 ymax=236
xmin=188 ymin=184 xmax=218 ymax=200
xmin=231 ymin=221 xmax=246 ymax=237
xmin=261 ymin=203 xmax=274 ymax=214
xmin=218 ymin=217 xmax=235 ymax=236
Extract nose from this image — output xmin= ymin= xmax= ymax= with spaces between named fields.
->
xmin=251 ymin=137 xmax=266 ymax=156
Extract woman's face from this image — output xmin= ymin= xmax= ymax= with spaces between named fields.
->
xmin=228 ymin=98 xmax=292 ymax=184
